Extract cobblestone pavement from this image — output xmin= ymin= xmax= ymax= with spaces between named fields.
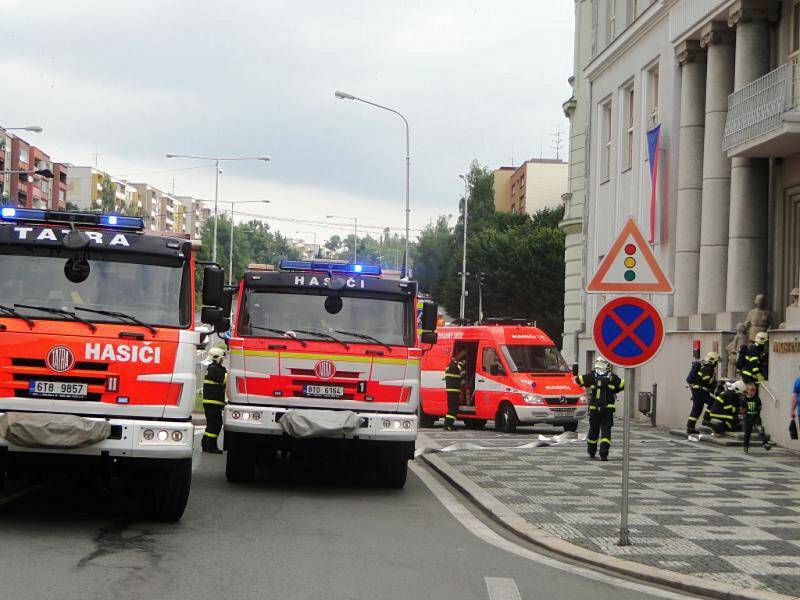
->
xmin=419 ymin=420 xmax=800 ymax=597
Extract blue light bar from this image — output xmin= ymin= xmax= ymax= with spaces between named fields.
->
xmin=99 ymin=214 xmax=145 ymax=229
xmin=0 ymin=206 xmax=143 ymax=231
xmin=279 ymin=259 xmax=382 ymax=276
xmin=1 ymin=206 xmax=46 ymax=221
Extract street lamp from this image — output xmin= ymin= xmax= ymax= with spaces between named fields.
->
xmin=334 ymin=90 xmax=410 ymax=277
xmin=2 ymin=126 xmax=43 ymax=133
xmin=165 ymin=153 xmax=271 ymax=263
xmin=223 ymin=200 xmax=270 ymax=285
xmin=459 ymin=174 xmax=469 ymax=321
xmin=327 ymin=215 xmax=358 ymax=263
xmin=296 ymin=231 xmax=319 ymax=258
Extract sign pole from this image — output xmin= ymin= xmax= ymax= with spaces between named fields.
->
xmin=618 ymin=367 xmax=633 ymax=546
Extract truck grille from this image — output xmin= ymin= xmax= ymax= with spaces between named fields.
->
xmin=5 ymin=358 xmax=111 ymax=402
xmin=545 ymin=397 xmax=579 ymax=406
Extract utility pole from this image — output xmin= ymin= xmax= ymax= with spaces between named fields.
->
xmin=552 ymin=126 xmax=564 ymax=160
xmin=477 ymin=273 xmax=485 ymax=323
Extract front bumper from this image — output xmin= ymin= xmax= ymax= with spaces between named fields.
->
xmin=224 ymin=404 xmax=417 ymax=442
xmin=513 ymin=405 xmax=588 ymax=424
xmin=0 ymin=413 xmax=194 ymax=459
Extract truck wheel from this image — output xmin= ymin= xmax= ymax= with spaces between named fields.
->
xmin=464 ymin=419 xmax=487 ymax=430
xmin=226 ymin=449 xmax=256 ymax=483
xmin=495 ymin=403 xmax=518 ymax=434
xmin=418 ymin=404 xmax=436 ymax=428
xmin=562 ymin=421 xmax=578 ymax=433
xmin=142 ymin=459 xmax=192 ymax=522
xmin=377 ymin=447 xmax=408 ymax=489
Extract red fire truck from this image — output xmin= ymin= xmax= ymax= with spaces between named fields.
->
xmin=224 ymin=260 xmax=438 ymax=488
xmin=0 ymin=207 xmax=228 ymax=520
xmin=419 ymin=321 xmax=587 ymax=433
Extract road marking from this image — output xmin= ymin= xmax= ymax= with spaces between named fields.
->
xmin=485 ymin=577 xmax=521 ymax=600
xmin=409 ymin=462 xmax=694 ymax=599
xmin=0 ymin=483 xmax=46 ymax=508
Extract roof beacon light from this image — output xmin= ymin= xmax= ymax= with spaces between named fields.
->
xmin=1 ymin=207 xmax=17 ymax=219
xmin=278 ymin=259 xmax=381 ymax=277
xmin=0 ymin=206 xmax=144 ymax=231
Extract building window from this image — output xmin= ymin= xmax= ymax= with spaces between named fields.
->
xmin=601 ymin=100 xmax=613 ymax=181
xmin=520 ymin=175 xmax=525 ymax=187
xmin=628 ymin=0 xmax=638 ymax=23
xmin=624 ymin=83 xmax=635 ymax=170
xmin=18 ymin=148 xmax=29 ymax=165
xmin=608 ymin=0 xmax=617 ymax=41
xmin=511 ymin=183 xmax=516 ymax=196
xmin=511 ymin=203 xmax=516 ymax=213
xmin=647 ymin=64 xmax=660 ymax=128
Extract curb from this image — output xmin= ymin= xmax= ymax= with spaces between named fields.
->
xmin=418 ymin=452 xmax=797 ymax=600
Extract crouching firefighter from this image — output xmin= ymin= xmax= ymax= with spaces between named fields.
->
xmin=202 ymin=347 xmax=227 ymax=453
xmin=686 ymin=352 xmax=720 ymax=434
xmin=708 ymin=380 xmax=745 ymax=437
xmin=443 ymin=350 xmax=467 ymax=431
xmin=575 ymin=357 xmax=624 ymax=461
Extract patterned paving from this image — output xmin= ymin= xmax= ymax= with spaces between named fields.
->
xmin=420 ymin=421 xmax=800 ymax=597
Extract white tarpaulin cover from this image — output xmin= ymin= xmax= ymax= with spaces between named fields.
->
xmin=279 ymin=409 xmax=362 ymax=438
xmin=0 ymin=412 xmax=111 ymax=448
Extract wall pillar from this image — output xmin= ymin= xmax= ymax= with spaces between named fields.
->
xmin=694 ymin=22 xmax=736 ymax=329
xmin=723 ymin=1 xmax=777 ymax=325
xmin=672 ymin=40 xmax=707 ymax=325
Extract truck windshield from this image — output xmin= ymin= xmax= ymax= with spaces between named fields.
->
xmin=0 ymin=248 xmax=190 ymax=328
xmin=240 ymin=289 xmax=412 ymax=347
xmin=501 ymin=344 xmax=570 ymax=373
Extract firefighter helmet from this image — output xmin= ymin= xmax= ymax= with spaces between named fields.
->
xmin=755 ymin=332 xmax=768 ymax=345
xmin=594 ymin=357 xmax=611 ymax=374
xmin=732 ymin=380 xmax=747 ymax=394
xmin=208 ymin=347 xmax=226 ymax=363
xmin=705 ymin=351 xmax=720 ymax=364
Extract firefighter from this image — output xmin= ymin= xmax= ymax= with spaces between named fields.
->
xmin=443 ymin=350 xmax=467 ymax=431
xmin=708 ymin=380 xmax=745 ymax=437
xmin=202 ymin=347 xmax=227 ymax=454
xmin=575 ymin=357 xmax=624 ymax=461
xmin=740 ymin=332 xmax=769 ymax=385
xmin=686 ymin=352 xmax=720 ymax=434
xmin=741 ymin=381 xmax=772 ymax=452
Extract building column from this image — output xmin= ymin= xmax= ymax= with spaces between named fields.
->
xmin=723 ymin=0 xmax=777 ymax=323
xmin=672 ymin=40 xmax=707 ymax=324
xmin=695 ymin=22 xmax=736 ymax=328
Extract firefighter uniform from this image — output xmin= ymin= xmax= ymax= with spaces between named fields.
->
xmin=443 ymin=356 xmax=466 ymax=431
xmin=740 ymin=340 xmax=768 ymax=384
xmin=707 ymin=388 xmax=741 ymax=435
xmin=202 ymin=360 xmax=227 ymax=453
xmin=575 ymin=367 xmax=624 ymax=461
xmin=687 ymin=360 xmax=717 ymax=433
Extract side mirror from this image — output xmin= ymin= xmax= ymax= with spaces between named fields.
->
xmin=421 ymin=302 xmax=438 ymax=332
xmin=420 ymin=331 xmax=438 ymax=345
xmin=202 ymin=266 xmax=224 ymax=306
xmin=220 ymin=287 xmax=234 ymax=315
xmin=201 ymin=306 xmax=223 ymax=326
xmin=216 ymin=317 xmax=231 ymax=335
xmin=572 ymin=363 xmax=579 ymax=376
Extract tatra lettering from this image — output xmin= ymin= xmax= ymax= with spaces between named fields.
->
xmin=36 ymin=229 xmax=57 ymax=241
xmin=14 ymin=227 xmax=33 ymax=239
xmin=109 ymin=234 xmax=130 ymax=247
xmin=85 ymin=231 xmax=103 ymax=244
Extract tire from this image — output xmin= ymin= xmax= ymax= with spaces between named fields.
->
xmin=464 ymin=419 xmax=487 ymax=430
xmin=377 ymin=446 xmax=408 ymax=489
xmin=562 ymin=421 xmax=578 ymax=433
xmin=226 ymin=449 xmax=256 ymax=483
xmin=142 ymin=459 xmax=192 ymax=522
xmin=418 ymin=403 xmax=436 ymax=428
xmin=495 ymin=403 xmax=518 ymax=434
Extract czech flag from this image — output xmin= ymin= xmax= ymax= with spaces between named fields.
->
xmin=646 ymin=124 xmax=662 ymax=245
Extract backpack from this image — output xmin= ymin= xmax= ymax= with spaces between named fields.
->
xmin=686 ymin=361 xmax=701 ymax=385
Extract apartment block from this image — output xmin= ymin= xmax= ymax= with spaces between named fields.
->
xmin=492 ymin=159 xmax=568 ymax=215
xmin=1 ymin=132 xmax=67 ymax=210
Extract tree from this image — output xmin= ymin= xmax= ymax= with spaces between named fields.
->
xmin=324 ymin=235 xmax=342 ymax=253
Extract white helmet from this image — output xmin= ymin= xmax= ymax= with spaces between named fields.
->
xmin=208 ymin=347 xmax=226 ymax=363
xmin=755 ymin=331 xmax=768 ymax=345
xmin=705 ymin=351 xmax=720 ymax=364
xmin=594 ymin=357 xmax=611 ymax=374
xmin=732 ymin=380 xmax=747 ymax=394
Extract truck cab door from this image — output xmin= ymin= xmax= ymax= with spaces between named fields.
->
xmin=474 ymin=344 xmax=508 ymax=418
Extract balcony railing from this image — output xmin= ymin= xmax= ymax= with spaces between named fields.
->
xmin=722 ymin=63 xmax=791 ymax=151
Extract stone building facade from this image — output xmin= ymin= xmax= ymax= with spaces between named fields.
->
xmin=562 ymin=0 xmax=800 ymax=448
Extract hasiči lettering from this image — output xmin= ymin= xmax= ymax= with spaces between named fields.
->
xmin=85 ymin=342 xmax=161 ymax=364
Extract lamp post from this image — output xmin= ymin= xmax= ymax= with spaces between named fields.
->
xmin=459 ymin=174 xmax=469 ymax=321
xmin=223 ymin=200 xmax=270 ymax=285
xmin=476 ymin=272 xmax=485 ymax=323
xmin=1 ymin=126 xmax=43 ymax=133
xmin=296 ymin=230 xmax=319 ymax=258
xmin=327 ymin=215 xmax=358 ymax=262
xmin=165 ymin=153 xmax=270 ymax=263
xmin=334 ymin=91 xmax=410 ymax=277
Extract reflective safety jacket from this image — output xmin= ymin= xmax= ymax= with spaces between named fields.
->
xmin=445 ymin=359 xmax=466 ymax=394
xmin=741 ymin=342 xmax=768 ymax=383
xmin=691 ymin=361 xmax=717 ymax=393
xmin=575 ymin=371 xmax=625 ymax=412
xmin=203 ymin=362 xmax=228 ymax=405
xmin=709 ymin=389 xmax=741 ymax=423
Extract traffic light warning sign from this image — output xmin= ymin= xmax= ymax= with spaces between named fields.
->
xmin=586 ymin=218 xmax=673 ymax=294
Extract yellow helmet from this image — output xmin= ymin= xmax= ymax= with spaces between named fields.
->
xmin=705 ymin=351 xmax=720 ymax=364
xmin=732 ymin=380 xmax=747 ymax=394
xmin=755 ymin=332 xmax=768 ymax=345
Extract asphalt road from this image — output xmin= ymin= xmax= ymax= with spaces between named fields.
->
xmin=0 ymin=439 xmax=701 ymax=600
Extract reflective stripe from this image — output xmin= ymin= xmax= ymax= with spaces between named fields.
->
xmin=204 ymin=379 xmax=224 ymax=386
xmin=709 ymin=412 xmax=733 ymax=420
xmin=203 ymin=399 xmax=226 ymax=406
xmin=688 ymin=416 xmax=697 ymax=421
xmin=204 ymin=432 xmax=219 ymax=438
xmin=619 ymin=379 xmax=626 ymax=388
xmin=446 ymin=388 xmax=461 ymax=393
xmin=445 ymin=414 xmax=456 ymax=419
xmin=587 ymin=439 xmax=598 ymax=444
xmin=577 ymin=375 xmax=585 ymax=385
xmin=600 ymin=438 xmax=611 ymax=444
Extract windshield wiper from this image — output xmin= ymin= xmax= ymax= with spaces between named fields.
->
xmin=292 ymin=329 xmax=350 ymax=350
xmin=249 ymin=326 xmax=307 ymax=347
xmin=334 ymin=330 xmax=392 ymax=352
xmin=14 ymin=304 xmax=97 ymax=333
xmin=0 ymin=304 xmax=35 ymax=330
xmin=75 ymin=306 xmax=157 ymax=335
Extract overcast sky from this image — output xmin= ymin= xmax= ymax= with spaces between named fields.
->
xmin=2 ymin=0 xmax=574 ymax=244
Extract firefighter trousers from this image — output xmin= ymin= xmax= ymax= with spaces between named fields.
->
xmin=587 ymin=409 xmax=613 ymax=458
xmin=687 ymin=388 xmax=712 ymax=431
xmin=743 ymin=414 xmax=768 ymax=449
xmin=202 ymin=401 xmax=224 ymax=451
xmin=444 ymin=391 xmax=461 ymax=429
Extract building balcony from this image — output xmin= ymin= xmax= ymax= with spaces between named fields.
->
xmin=722 ymin=60 xmax=800 ymax=158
